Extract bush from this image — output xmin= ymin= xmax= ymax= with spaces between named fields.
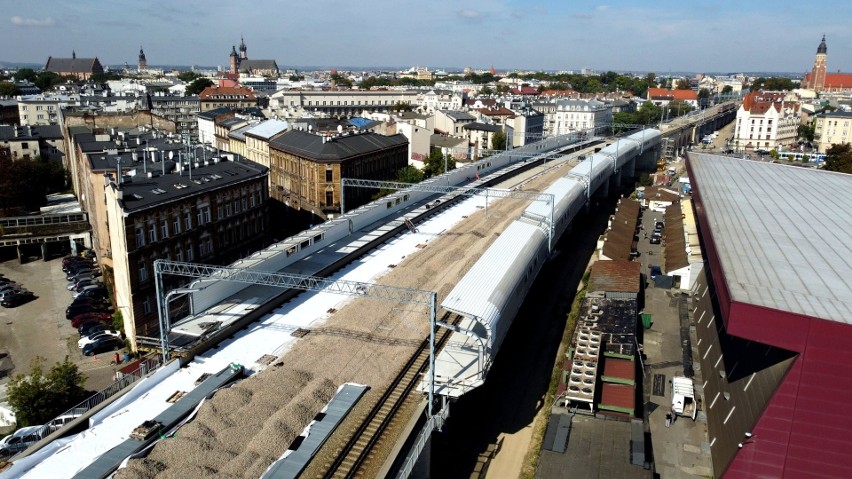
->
xmin=6 ymin=357 xmax=87 ymax=427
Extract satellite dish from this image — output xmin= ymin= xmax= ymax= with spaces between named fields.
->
xmin=308 ymin=125 xmax=313 ymax=132
xmin=337 ymin=125 xmax=343 ymax=134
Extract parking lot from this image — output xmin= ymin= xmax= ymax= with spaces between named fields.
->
xmin=0 ymin=257 xmax=124 ymax=397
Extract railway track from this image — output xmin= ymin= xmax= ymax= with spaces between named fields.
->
xmin=322 ymin=311 xmax=460 ymax=478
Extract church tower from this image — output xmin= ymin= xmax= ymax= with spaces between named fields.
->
xmin=138 ymin=46 xmax=147 ymax=72
xmin=809 ymin=35 xmax=827 ymax=92
xmin=239 ymin=36 xmax=247 ymax=60
xmin=229 ymin=45 xmax=239 ymax=74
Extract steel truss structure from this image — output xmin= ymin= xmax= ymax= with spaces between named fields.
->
xmin=152 ymin=259 xmax=442 ymax=415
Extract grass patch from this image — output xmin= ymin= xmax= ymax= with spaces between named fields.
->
xmin=519 ymin=272 xmax=589 ymax=479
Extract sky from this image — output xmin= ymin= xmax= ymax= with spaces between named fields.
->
xmin=2 ymin=0 xmax=851 ymax=74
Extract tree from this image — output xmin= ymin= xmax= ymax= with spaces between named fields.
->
xmin=390 ymin=101 xmax=412 ymax=112
xmin=185 ymin=78 xmax=214 ymax=95
xmin=34 ymin=71 xmax=64 ymax=91
xmin=396 ymin=165 xmax=424 ymax=184
xmin=721 ymin=85 xmax=733 ymax=95
xmin=330 ymin=72 xmax=352 ymax=88
xmin=423 ymin=149 xmax=454 ymax=178
xmin=751 ymin=77 xmax=796 ymax=91
xmin=177 ymin=71 xmax=202 ymax=83
xmin=14 ymin=68 xmax=37 ymax=83
xmin=697 ymin=88 xmax=711 ymax=108
xmin=0 ymin=156 xmax=67 ymax=215
xmin=797 ymin=123 xmax=815 ymax=144
xmin=0 ymin=81 xmax=20 ymax=96
xmin=676 ymin=78 xmax=691 ymax=90
xmin=823 ymin=143 xmax=852 ymax=174
xmin=644 ymin=72 xmax=657 ymax=87
xmin=6 ymin=357 xmax=87 ymax=427
xmin=289 ymin=74 xmax=305 ymax=82
xmin=491 ymin=128 xmax=507 ymax=151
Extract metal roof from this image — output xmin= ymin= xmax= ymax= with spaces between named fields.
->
xmin=441 ymin=221 xmax=546 ymax=346
xmin=245 ymin=119 xmax=290 ymax=140
xmin=688 ymin=153 xmax=852 ymax=325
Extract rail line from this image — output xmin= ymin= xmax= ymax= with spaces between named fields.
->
xmin=322 ymin=311 xmax=460 ymax=478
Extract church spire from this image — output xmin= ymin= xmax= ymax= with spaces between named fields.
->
xmin=239 ymin=35 xmax=247 ymax=60
xmin=817 ymin=34 xmax=827 ymax=54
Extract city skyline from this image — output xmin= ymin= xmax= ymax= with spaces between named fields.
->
xmin=3 ymin=0 xmax=851 ymax=74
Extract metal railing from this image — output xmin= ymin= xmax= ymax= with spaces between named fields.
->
xmin=49 ymin=355 xmax=160 ymax=429
xmin=396 ymin=406 xmax=449 ymax=479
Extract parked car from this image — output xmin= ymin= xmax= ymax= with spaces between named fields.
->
xmin=78 ymin=330 xmax=121 ymax=349
xmin=77 ymin=321 xmax=109 ymax=337
xmin=71 ymin=314 xmax=112 ymax=329
xmin=70 ymin=311 xmax=112 ymax=323
xmin=0 ymin=287 xmax=25 ymax=299
xmin=66 ymin=303 xmax=110 ymax=320
xmin=81 ymin=336 xmax=123 ymax=356
xmin=0 ymin=283 xmax=20 ymax=294
xmin=0 ymin=425 xmax=45 ymax=458
xmin=68 ymin=279 xmax=100 ymax=292
xmin=43 ymin=411 xmax=84 ymax=434
xmin=73 ymin=287 xmax=108 ymax=300
xmin=62 ymin=260 xmax=93 ymax=273
xmin=1 ymin=291 xmax=36 ymax=308
xmin=650 ymin=235 xmax=662 ymax=245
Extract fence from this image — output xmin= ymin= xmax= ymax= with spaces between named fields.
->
xmin=0 ymin=213 xmax=88 ymax=229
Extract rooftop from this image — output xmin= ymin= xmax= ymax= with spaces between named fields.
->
xmin=588 ymin=261 xmax=641 ymax=294
xmin=268 ymin=130 xmax=408 ymax=162
xmin=688 ymin=153 xmax=852 ymax=325
xmin=111 ymin=154 xmax=268 ymax=213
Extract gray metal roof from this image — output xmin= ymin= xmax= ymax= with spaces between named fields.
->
xmin=441 ymin=221 xmax=547 ymax=347
xmin=688 ymin=153 xmax=852 ymax=325
xmin=245 ymin=119 xmax=290 ymax=140
xmin=269 ymin=130 xmax=408 ymax=162
xmin=45 ymin=56 xmax=102 ymax=74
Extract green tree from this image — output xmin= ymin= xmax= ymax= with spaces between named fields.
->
xmin=797 ymin=123 xmax=815 ymax=143
xmin=423 ymin=149 xmax=454 ymax=178
xmin=330 ymin=72 xmax=352 ymax=88
xmin=289 ymin=74 xmax=305 ymax=82
xmin=14 ymin=68 xmax=37 ymax=83
xmin=636 ymin=101 xmax=661 ymax=125
xmin=644 ymin=72 xmax=657 ymax=87
xmin=390 ymin=101 xmax=412 ymax=112
xmin=6 ymin=357 xmax=87 ymax=427
xmin=0 ymin=156 xmax=67 ymax=215
xmin=34 ymin=71 xmax=64 ymax=91
xmin=491 ymin=128 xmax=507 ymax=151
xmin=823 ymin=143 xmax=852 ymax=174
xmin=676 ymin=78 xmax=691 ymax=90
xmin=612 ymin=111 xmax=638 ymax=132
xmin=177 ymin=71 xmax=202 ymax=83
xmin=396 ymin=165 xmax=424 ymax=184
xmin=721 ymin=85 xmax=733 ymax=95
xmin=0 ymin=81 xmax=20 ymax=96
xmin=697 ymin=88 xmax=711 ymax=108
xmin=751 ymin=77 xmax=796 ymax=91
xmin=185 ymin=78 xmax=214 ymax=95
xmin=89 ymin=72 xmax=121 ymax=84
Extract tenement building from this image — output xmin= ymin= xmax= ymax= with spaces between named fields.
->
xmin=104 ymin=151 xmax=269 ymax=349
xmin=268 ymin=130 xmax=408 ymax=220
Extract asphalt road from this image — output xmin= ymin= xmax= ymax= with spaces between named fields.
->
xmin=0 ymin=257 xmax=125 ymax=399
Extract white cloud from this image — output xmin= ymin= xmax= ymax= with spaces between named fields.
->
xmin=596 ymin=5 xmax=609 ymax=11
xmin=10 ymin=16 xmax=56 ymax=27
xmin=458 ymin=9 xmax=485 ymax=22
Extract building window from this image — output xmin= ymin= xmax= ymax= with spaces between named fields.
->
xmin=326 ymin=190 xmax=334 ymax=207
xmin=186 ymin=244 xmax=194 ymax=261
xmin=217 ymin=205 xmax=224 ymax=219
xmin=325 ymin=169 xmax=333 ymax=182
xmin=250 ymin=192 xmax=256 ymax=208
xmin=173 ymin=216 xmax=181 ymax=234
xmin=148 ymin=223 xmax=157 ymax=243
xmin=226 ymin=203 xmax=232 ymax=216
xmin=139 ymin=261 xmax=148 ymax=283
xmin=142 ymin=297 xmax=151 ymax=315
xmin=160 ymin=219 xmax=168 ymax=239
xmin=184 ymin=212 xmax=192 ymax=230
xmin=204 ymin=207 xmax=211 ymax=224
xmin=196 ymin=209 xmax=203 ymax=226
xmin=175 ymin=248 xmax=183 ymax=262
xmin=241 ymin=195 xmax=247 ymax=211
xmin=135 ymin=225 xmax=145 ymax=248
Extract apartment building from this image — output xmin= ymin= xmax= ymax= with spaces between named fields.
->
xmin=268 ymin=130 xmax=408 ymax=220
xmin=268 ymin=90 xmax=420 ymax=117
xmin=733 ymin=91 xmax=800 ymax=152
xmin=104 ymin=153 xmax=269 ymax=348
xmin=813 ymin=111 xmax=852 ymax=153
xmin=149 ymin=94 xmax=201 ymax=139
xmin=17 ymin=94 xmax=80 ymax=125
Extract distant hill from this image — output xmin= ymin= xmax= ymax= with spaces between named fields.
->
xmin=0 ymin=61 xmax=43 ymax=70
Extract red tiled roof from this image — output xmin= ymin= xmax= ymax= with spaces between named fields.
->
xmin=476 ymin=107 xmax=516 ymax=118
xmin=647 ymin=88 xmax=698 ymax=101
xmin=588 ymin=261 xmax=641 ymax=294
xmin=199 ymin=86 xmax=256 ymax=100
xmin=599 ymin=383 xmax=635 ymax=411
xmin=510 ymin=86 xmax=540 ymax=95
xmin=602 ymin=357 xmax=636 ymax=382
xmin=804 ymin=72 xmax=852 ymax=89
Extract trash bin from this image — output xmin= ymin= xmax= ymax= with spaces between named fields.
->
xmin=124 ymin=352 xmax=132 ymax=362
xmin=641 ymin=313 xmax=653 ymax=329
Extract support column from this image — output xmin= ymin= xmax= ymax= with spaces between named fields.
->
xmin=41 ymin=242 xmax=48 ymax=261
xmin=17 ymin=245 xmax=24 ymax=264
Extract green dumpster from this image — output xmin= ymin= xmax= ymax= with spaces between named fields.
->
xmin=641 ymin=313 xmax=653 ymax=329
